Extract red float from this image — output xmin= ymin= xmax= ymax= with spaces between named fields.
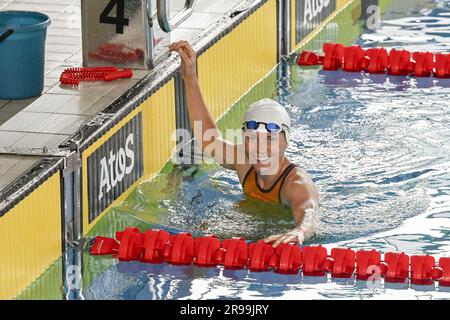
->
xmin=194 ymin=236 xmax=221 ymax=267
xmin=297 ymin=51 xmax=324 ymax=66
xmin=343 ymin=46 xmax=367 ymax=72
xmin=364 ymin=48 xmax=389 ymax=74
xmin=323 ymin=43 xmax=344 ymax=70
xmin=216 ymin=238 xmax=248 ymax=269
xmin=355 ymin=250 xmax=381 ymax=280
xmin=302 ymin=245 xmax=328 ymax=276
xmin=388 ymin=49 xmax=414 ymax=76
xmin=90 ymin=236 xmax=119 ymax=256
xmin=270 ymin=243 xmax=302 ymax=274
xmin=438 ymin=257 xmax=450 ymax=287
xmin=382 ymin=252 xmax=410 ymax=283
xmin=116 ymin=227 xmax=144 ymax=261
xmin=410 ymin=255 xmax=435 ymax=285
xmin=163 ymin=233 xmax=195 ymax=265
xmin=412 ymin=52 xmax=434 ymax=77
xmin=328 ymin=248 xmax=355 ymax=278
xmin=141 ymin=229 xmax=170 ymax=263
xmin=434 ymin=53 xmax=450 ymax=78
xmin=248 ymin=240 xmax=275 ymax=272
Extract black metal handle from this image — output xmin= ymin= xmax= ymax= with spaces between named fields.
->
xmin=230 ymin=8 xmax=248 ymax=18
xmin=0 ymin=29 xmax=14 ymax=43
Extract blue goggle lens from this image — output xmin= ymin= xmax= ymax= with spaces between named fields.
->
xmin=244 ymin=121 xmax=282 ymax=133
xmin=245 ymin=120 xmax=260 ymax=130
xmin=266 ymin=122 xmax=281 ymax=132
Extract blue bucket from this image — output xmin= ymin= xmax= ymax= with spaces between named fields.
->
xmin=0 ymin=11 xmax=51 ymax=100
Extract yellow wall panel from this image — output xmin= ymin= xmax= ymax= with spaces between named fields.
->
xmin=198 ymin=0 xmax=278 ymax=121
xmin=337 ymin=0 xmax=352 ymax=10
xmin=291 ymin=0 xmax=296 ymax=53
xmin=141 ymin=81 xmax=176 ymax=177
xmin=0 ymin=172 xmax=62 ymax=300
xmin=82 ymin=80 xmax=176 ymax=234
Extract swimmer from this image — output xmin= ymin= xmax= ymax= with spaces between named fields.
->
xmin=169 ymin=40 xmax=319 ymax=247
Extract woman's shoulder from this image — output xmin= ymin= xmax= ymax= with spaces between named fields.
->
xmin=283 ymin=164 xmax=319 ymax=200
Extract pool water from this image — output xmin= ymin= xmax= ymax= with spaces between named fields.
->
xmin=81 ymin=0 xmax=450 ymax=300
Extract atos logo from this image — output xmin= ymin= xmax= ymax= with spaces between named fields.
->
xmin=303 ymin=0 xmax=332 ymax=25
xmin=87 ymin=113 xmax=143 ymax=222
xmin=98 ymin=133 xmax=135 ymax=201
xmin=296 ymin=0 xmax=336 ymax=43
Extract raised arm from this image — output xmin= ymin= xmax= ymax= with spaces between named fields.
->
xmin=169 ymin=41 xmax=238 ymax=170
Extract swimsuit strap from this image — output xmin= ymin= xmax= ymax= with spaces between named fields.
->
xmin=242 ymin=163 xmax=298 ymax=203
xmin=277 ymin=163 xmax=298 ymax=202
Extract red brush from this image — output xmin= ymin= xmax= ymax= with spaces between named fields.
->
xmin=60 ymin=66 xmax=133 ymax=85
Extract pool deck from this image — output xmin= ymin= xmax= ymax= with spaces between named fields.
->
xmin=0 ymin=0 xmax=249 ymax=192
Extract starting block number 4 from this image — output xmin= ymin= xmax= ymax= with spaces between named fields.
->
xmin=100 ymin=0 xmax=129 ymax=34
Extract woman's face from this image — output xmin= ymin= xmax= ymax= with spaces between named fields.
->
xmin=243 ymin=130 xmax=287 ymax=175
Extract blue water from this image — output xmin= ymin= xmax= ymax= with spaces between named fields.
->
xmin=81 ymin=0 xmax=450 ymax=300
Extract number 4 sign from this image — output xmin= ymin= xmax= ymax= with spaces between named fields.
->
xmin=100 ymin=0 xmax=129 ymax=34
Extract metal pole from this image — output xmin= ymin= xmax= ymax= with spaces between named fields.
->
xmin=278 ymin=0 xmax=291 ymax=60
xmin=61 ymin=143 xmax=84 ymax=300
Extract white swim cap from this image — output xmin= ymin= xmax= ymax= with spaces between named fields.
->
xmin=243 ymin=98 xmax=291 ymax=142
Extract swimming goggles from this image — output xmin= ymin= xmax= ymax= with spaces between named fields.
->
xmin=242 ymin=120 xmax=288 ymax=133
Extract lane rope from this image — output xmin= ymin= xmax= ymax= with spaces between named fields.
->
xmin=90 ymin=227 xmax=450 ymax=287
xmin=297 ymin=42 xmax=450 ymax=78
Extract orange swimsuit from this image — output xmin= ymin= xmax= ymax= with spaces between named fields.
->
xmin=242 ymin=163 xmax=297 ymax=203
